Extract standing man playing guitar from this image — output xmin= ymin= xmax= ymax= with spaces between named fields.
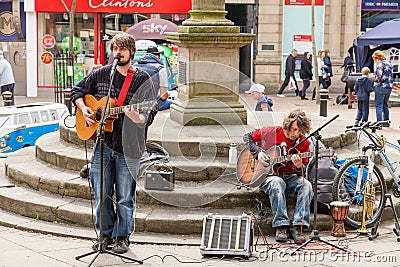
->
xmin=243 ymin=109 xmax=314 ymax=244
xmin=71 ymin=33 xmax=156 ymax=254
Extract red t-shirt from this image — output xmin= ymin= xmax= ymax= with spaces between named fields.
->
xmin=252 ymin=126 xmax=310 ymax=174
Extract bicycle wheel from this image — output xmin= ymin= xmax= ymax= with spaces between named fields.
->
xmin=332 ymin=157 xmax=387 ymax=229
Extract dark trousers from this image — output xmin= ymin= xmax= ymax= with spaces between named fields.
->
xmin=355 ymin=100 xmax=370 ymax=123
xmin=278 ymin=74 xmax=299 ymax=95
xmin=301 ymin=79 xmax=310 ymax=97
xmin=312 ymin=76 xmax=328 ymax=99
xmin=374 ymin=90 xmax=391 ymax=122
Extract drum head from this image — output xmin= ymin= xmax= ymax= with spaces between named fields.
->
xmin=330 ymin=201 xmax=349 ymax=207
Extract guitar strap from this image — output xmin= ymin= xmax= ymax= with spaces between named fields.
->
xmin=116 ymin=65 xmax=135 ymax=107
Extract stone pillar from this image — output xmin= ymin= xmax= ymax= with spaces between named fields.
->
xmin=344 ymin=1 xmax=359 ymax=54
xmin=165 ymin=0 xmax=255 ymax=126
xmin=327 ymin=0 xmax=342 ymax=57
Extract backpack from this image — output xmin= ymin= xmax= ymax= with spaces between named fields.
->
xmin=306 ymin=138 xmax=337 ymax=214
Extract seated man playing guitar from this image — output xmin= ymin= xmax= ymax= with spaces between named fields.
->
xmin=243 ymin=109 xmax=314 ymax=244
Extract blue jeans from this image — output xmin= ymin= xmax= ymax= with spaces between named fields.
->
xmin=260 ymin=174 xmax=314 ymax=228
xmin=90 ymin=143 xmax=140 ymax=240
xmin=158 ymin=98 xmax=173 ymax=111
xmin=355 ymin=100 xmax=369 ymax=122
xmin=374 ymin=88 xmax=391 ymax=121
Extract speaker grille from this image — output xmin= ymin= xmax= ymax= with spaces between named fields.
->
xmin=200 ymin=215 xmax=253 ymax=257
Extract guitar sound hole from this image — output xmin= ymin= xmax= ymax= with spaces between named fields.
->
xmin=95 ymin=109 xmax=102 ymax=121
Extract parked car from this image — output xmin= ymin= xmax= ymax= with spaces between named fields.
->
xmin=0 ymin=102 xmax=69 ymax=157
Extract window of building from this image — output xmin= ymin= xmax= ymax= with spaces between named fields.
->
xmin=389 ymin=48 xmax=399 ymax=72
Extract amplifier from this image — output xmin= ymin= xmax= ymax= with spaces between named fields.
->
xmin=200 ymin=214 xmax=253 ymax=257
xmin=144 ymin=170 xmax=174 ymax=191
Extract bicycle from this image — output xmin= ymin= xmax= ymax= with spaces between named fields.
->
xmin=332 ymin=120 xmax=400 ymax=229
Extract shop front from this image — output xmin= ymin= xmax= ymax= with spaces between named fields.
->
xmin=25 ymin=0 xmax=191 ymax=97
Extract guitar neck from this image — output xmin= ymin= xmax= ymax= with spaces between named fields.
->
xmin=107 ymin=103 xmax=143 ymax=116
xmin=272 ymin=151 xmax=314 ymax=164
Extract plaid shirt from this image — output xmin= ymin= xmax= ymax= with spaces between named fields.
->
xmin=375 ymin=60 xmax=393 ymax=90
xmin=71 ymin=65 xmax=156 ymax=157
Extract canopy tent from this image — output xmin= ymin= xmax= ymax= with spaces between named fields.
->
xmin=354 ymin=18 xmax=400 ymax=72
xmin=125 ymin=18 xmax=178 ymax=41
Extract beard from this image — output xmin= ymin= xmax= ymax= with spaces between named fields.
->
xmin=117 ymin=57 xmax=131 ymax=66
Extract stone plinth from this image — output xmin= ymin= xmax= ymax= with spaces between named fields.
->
xmin=165 ymin=0 xmax=254 ymax=126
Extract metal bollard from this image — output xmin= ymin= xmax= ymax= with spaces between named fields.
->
xmin=63 ymin=88 xmax=72 ymax=114
xmin=319 ymin=89 xmax=328 ymax=117
xmin=2 ymin=91 xmax=13 ymax=106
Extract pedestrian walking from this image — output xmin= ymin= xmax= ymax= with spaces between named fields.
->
xmin=372 ymin=50 xmax=393 ymax=127
xmin=277 ymin=49 xmax=299 ymax=97
xmin=0 ymin=51 xmax=15 ymax=105
xmin=354 ymin=67 xmax=373 ymax=124
xmin=323 ymin=50 xmax=333 ymax=89
xmin=299 ymin=51 xmax=312 ymax=100
xmin=312 ymin=50 xmax=328 ymax=100
xmin=245 ymin=83 xmax=273 ymax=111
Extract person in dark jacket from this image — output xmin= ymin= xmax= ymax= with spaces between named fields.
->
xmin=245 ymin=83 xmax=273 ymax=111
xmin=323 ymin=50 xmax=333 ymax=89
xmin=340 ymin=52 xmax=355 ymax=95
xmin=354 ymin=67 xmax=373 ymax=124
xmin=134 ymin=46 xmax=172 ymax=111
xmin=299 ymin=51 xmax=312 ymax=100
xmin=277 ymin=49 xmax=299 ymax=97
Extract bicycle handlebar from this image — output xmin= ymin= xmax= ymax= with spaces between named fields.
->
xmin=345 ymin=120 xmax=391 ymax=132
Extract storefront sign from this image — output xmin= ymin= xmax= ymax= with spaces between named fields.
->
xmin=0 ymin=11 xmax=15 ymax=36
xmin=362 ymin=0 xmax=400 ymax=10
xmin=35 ymin=0 xmax=192 ymax=14
xmin=41 ymin=51 xmax=53 ymax=64
xmin=284 ymin=0 xmax=324 ymax=6
xmin=41 ymin=34 xmax=56 ymax=49
xmin=293 ymin=34 xmax=312 ymax=54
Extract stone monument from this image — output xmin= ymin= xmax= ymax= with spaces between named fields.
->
xmin=165 ymin=0 xmax=255 ymax=126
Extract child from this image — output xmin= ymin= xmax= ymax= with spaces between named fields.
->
xmin=354 ymin=67 xmax=373 ymax=124
xmin=245 ymin=83 xmax=273 ymax=111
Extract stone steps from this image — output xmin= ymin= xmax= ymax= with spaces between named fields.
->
xmin=0 ymin=166 xmax=335 ymax=235
xmin=6 ymin=146 xmax=273 ymax=209
xmin=36 ymin=132 xmax=233 ymax=182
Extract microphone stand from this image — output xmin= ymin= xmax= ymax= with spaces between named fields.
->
xmin=290 ymin=114 xmax=348 ymax=255
xmin=75 ymin=65 xmax=143 ymax=265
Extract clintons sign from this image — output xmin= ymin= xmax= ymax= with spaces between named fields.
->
xmin=35 ymin=0 xmax=192 ymax=14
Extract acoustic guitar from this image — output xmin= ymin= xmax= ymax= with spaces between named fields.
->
xmin=236 ymin=146 xmax=314 ymax=188
xmin=75 ymin=95 xmax=154 ymax=140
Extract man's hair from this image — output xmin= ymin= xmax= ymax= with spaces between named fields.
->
xmin=283 ymin=109 xmax=311 ymax=134
xmin=110 ymin=33 xmax=136 ymax=59
xmin=361 ymin=67 xmax=370 ymax=76
xmin=292 ymin=49 xmax=298 ymax=53
xmin=372 ymin=50 xmax=386 ymax=61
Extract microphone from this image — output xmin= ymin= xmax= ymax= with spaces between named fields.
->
xmin=110 ymin=56 xmax=120 ymax=77
xmin=281 ymin=142 xmax=288 ymax=160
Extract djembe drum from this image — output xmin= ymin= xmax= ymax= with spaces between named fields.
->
xmin=330 ymin=201 xmax=349 ymax=237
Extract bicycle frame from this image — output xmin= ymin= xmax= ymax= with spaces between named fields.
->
xmin=361 ymin=128 xmax=400 ymax=187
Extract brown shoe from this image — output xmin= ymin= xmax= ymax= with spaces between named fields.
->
xmin=112 ymin=238 xmax=129 ymax=254
xmin=92 ymin=234 xmax=113 ymax=251
xmin=290 ymin=226 xmax=306 ymax=244
xmin=275 ymin=226 xmax=288 ymax=242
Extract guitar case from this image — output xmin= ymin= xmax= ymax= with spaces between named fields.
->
xmin=306 ymin=138 xmax=337 ymax=214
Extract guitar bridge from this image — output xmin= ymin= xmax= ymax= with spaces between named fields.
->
xmin=250 ymin=159 xmax=255 ymax=172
